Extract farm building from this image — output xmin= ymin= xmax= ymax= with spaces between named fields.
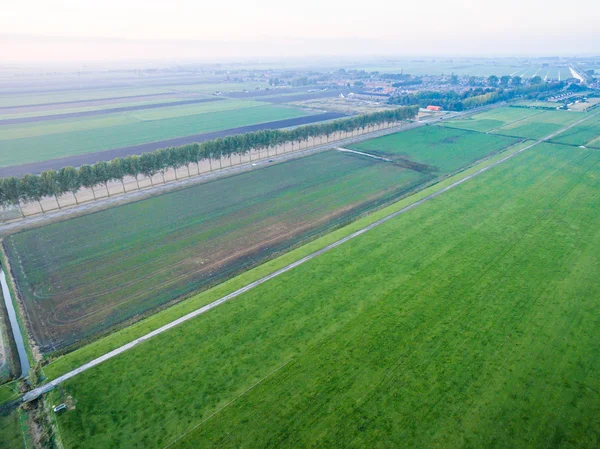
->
xmin=426 ymin=105 xmax=442 ymax=111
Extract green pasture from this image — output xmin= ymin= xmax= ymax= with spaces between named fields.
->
xmin=42 ymin=140 xmax=532 ymax=379
xmin=0 ymin=104 xmax=310 ymax=167
xmin=0 ymin=82 xmax=268 ymax=108
xmin=492 ymin=110 xmax=584 ymax=140
xmin=5 ymin=150 xmax=424 ymax=352
xmin=548 ymin=112 xmax=600 ymax=147
xmin=442 ymin=106 xmax=543 ymax=133
xmin=0 ymin=97 xmax=199 ymax=120
xmin=349 ymin=125 xmax=519 ymax=173
xmin=0 ymin=86 xmax=168 ymax=108
xmin=0 ymin=408 xmax=25 ymax=449
xmin=48 ymin=143 xmax=600 ymax=448
xmin=0 ymin=99 xmax=270 ymax=139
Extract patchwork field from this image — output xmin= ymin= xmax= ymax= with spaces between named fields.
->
xmin=0 ymin=86 xmax=169 ymax=108
xmin=0 ymin=96 xmax=194 ymax=120
xmin=0 ymin=81 xmax=269 ymax=109
xmin=491 ymin=110 xmax=587 ymax=140
xmin=548 ymin=112 xmax=600 ymax=148
xmin=444 ymin=106 xmax=591 ymax=141
xmin=5 ymin=123 xmax=525 ymax=353
xmin=46 ymin=143 xmax=600 ymax=449
xmin=442 ymin=107 xmax=544 ymax=132
xmin=0 ymin=103 xmax=311 ymax=167
xmin=5 ymin=150 xmax=427 ymax=352
xmin=348 ymin=125 xmax=520 ymax=173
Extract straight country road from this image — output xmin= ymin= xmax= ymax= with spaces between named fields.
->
xmin=22 ymin=109 xmax=599 ymax=403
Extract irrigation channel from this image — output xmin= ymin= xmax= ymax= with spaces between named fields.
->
xmin=1 ymin=269 xmax=30 ymax=378
xmin=21 ymin=109 xmax=600 ymax=403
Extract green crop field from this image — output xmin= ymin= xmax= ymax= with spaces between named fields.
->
xmin=0 ymin=409 xmax=25 ymax=449
xmin=442 ymin=107 xmax=543 ymax=132
xmin=0 ymin=104 xmax=310 ymax=167
xmin=0 ymin=100 xmax=271 ymax=139
xmin=348 ymin=125 xmax=520 ymax=173
xmin=5 ymin=150 xmax=426 ymax=353
xmin=0 ymin=95 xmax=257 ymax=120
xmin=0 ymin=82 xmax=269 ymax=108
xmin=548 ymin=113 xmax=600 ymax=147
xmin=0 ymin=97 xmax=190 ymax=120
xmin=491 ymin=110 xmax=584 ymax=140
xmin=0 ymin=86 xmax=169 ymax=108
xmin=46 ymin=143 xmax=600 ymax=449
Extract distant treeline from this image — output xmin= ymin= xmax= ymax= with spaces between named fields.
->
xmin=392 ymin=79 xmax=423 ymax=88
xmin=388 ymin=82 xmax=567 ymax=111
xmin=0 ymin=106 xmax=419 ymax=213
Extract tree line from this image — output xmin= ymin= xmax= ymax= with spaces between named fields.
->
xmin=0 ymin=106 xmax=419 ymax=214
xmin=388 ymin=81 xmax=568 ymax=111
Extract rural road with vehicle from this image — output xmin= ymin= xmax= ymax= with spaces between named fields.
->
xmin=21 ymin=109 xmax=599 ymax=403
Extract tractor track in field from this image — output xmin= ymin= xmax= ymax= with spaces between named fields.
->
xmin=21 ymin=109 xmax=600 ymax=403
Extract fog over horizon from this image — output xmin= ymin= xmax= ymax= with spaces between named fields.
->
xmin=2 ymin=0 xmax=599 ymax=64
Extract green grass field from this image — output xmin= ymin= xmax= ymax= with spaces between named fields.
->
xmin=348 ymin=125 xmax=520 ymax=173
xmin=548 ymin=112 xmax=600 ymax=148
xmin=0 ymin=409 xmax=25 ymax=449
xmin=445 ymin=107 xmax=592 ymax=141
xmin=491 ymin=110 xmax=585 ymax=140
xmin=0 ymin=100 xmax=272 ymax=139
xmin=442 ymin=107 xmax=543 ymax=132
xmin=5 ymin=150 xmax=426 ymax=353
xmin=41 ymin=140 xmax=533 ymax=380
xmin=0 ymin=86 xmax=168 ymax=108
xmin=0 ymin=97 xmax=190 ymax=120
xmin=47 ymin=143 xmax=600 ymax=448
xmin=0 ymin=82 xmax=268 ymax=108
xmin=0 ymin=104 xmax=310 ymax=167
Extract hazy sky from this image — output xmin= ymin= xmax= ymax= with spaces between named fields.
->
xmin=2 ymin=0 xmax=599 ymax=62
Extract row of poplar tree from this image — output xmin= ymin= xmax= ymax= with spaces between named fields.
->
xmin=0 ymin=106 xmax=418 ymax=213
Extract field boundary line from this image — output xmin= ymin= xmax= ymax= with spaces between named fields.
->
xmin=21 ymin=110 xmax=599 ymax=403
